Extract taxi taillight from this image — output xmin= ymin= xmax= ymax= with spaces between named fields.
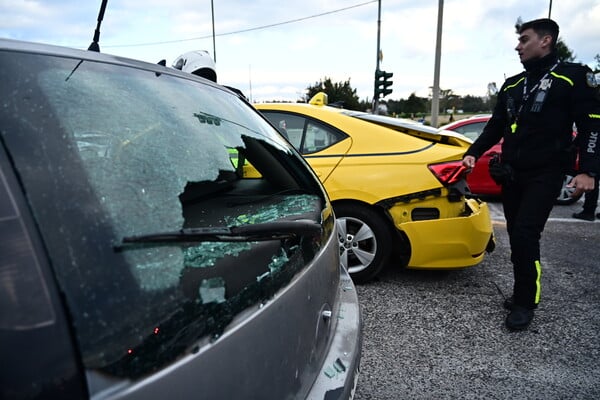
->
xmin=428 ymin=161 xmax=469 ymax=186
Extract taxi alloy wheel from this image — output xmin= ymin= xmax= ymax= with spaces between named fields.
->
xmin=335 ymin=203 xmax=393 ymax=283
xmin=555 ymin=173 xmax=581 ymax=205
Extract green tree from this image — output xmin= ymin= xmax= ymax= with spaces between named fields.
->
xmin=459 ymin=95 xmax=481 ymax=113
xmin=438 ymin=89 xmax=459 ymax=114
xmin=403 ymin=93 xmax=428 ymax=115
xmin=556 ymin=38 xmax=576 ymax=62
xmin=594 ymin=53 xmax=600 ymax=72
xmin=358 ymin=97 xmax=372 ymax=110
xmin=386 ymin=99 xmax=403 ymax=115
xmin=304 ymin=77 xmax=363 ymax=110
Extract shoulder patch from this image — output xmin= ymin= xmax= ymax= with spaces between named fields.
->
xmin=586 ymin=72 xmax=598 ymax=88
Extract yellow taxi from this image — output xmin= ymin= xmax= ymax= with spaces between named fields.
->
xmin=255 ymin=93 xmax=495 ymax=283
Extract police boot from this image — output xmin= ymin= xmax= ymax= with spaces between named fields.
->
xmin=505 ymin=306 xmax=535 ymax=331
xmin=572 ymin=211 xmax=595 ymax=221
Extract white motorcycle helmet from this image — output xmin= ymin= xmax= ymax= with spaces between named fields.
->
xmin=172 ymin=50 xmax=217 ymax=82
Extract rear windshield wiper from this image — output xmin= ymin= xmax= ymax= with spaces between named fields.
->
xmin=118 ymin=219 xmax=321 ymax=247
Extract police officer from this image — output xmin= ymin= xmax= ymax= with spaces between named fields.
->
xmin=462 ymin=18 xmax=600 ymax=331
xmin=572 ymin=129 xmax=599 ymax=221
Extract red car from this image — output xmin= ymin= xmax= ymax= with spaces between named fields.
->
xmin=440 ymin=115 xmax=580 ymax=205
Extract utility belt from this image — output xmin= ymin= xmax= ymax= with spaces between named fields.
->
xmin=489 ymin=152 xmax=569 ymax=186
xmin=488 ymin=154 xmax=515 ymax=185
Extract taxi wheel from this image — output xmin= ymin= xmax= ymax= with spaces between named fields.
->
xmin=334 ymin=203 xmax=394 ymax=284
xmin=555 ymin=173 xmax=581 ymax=205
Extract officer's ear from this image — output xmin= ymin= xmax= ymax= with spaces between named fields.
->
xmin=540 ymin=34 xmax=553 ymax=50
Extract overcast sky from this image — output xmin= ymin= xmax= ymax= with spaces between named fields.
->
xmin=1 ymin=0 xmax=599 ymax=103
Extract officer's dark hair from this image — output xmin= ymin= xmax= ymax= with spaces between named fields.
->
xmin=518 ymin=18 xmax=559 ymax=50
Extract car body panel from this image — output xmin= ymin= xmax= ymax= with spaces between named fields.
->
xmin=310 ymin=148 xmax=463 ymax=204
xmin=392 ymin=199 xmax=492 ymax=267
xmin=256 ymin=102 xmax=494 ymax=272
xmin=351 ymin=111 xmax=472 ymax=148
xmin=0 ymin=145 xmax=88 ymax=399
xmin=259 ymin=105 xmax=472 ymax=201
xmin=466 ymin=142 xmax=502 ymax=196
xmin=86 ymin=240 xmax=360 ymax=400
xmin=303 ymin=138 xmax=353 ymax=182
xmin=440 ymin=115 xmax=502 ymax=196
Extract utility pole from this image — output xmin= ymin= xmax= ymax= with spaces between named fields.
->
xmin=548 ymin=0 xmax=553 ymax=18
xmin=373 ymin=0 xmax=382 ymax=114
xmin=211 ymin=0 xmax=216 ymax=62
xmin=431 ymin=0 xmax=444 ymax=127
xmin=372 ymin=0 xmax=393 ymax=114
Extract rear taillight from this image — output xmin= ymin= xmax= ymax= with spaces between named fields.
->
xmin=428 ymin=161 xmax=469 ymax=186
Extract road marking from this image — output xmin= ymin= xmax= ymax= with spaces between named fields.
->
xmin=547 ymin=217 xmax=599 ymax=223
xmin=487 ymin=203 xmax=599 ymax=223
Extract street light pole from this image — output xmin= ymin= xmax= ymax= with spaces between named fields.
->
xmin=211 ymin=0 xmax=216 ymax=62
xmin=431 ymin=0 xmax=444 ymax=127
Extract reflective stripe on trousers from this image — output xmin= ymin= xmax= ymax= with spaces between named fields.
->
xmin=502 ymin=167 xmax=562 ymax=308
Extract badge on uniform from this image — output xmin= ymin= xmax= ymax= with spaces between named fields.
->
xmin=539 ymin=78 xmax=552 ymax=90
xmin=587 ymin=72 xmax=599 ymax=88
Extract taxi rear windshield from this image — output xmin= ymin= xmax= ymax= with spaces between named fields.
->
xmin=0 ymin=51 xmax=333 ymax=379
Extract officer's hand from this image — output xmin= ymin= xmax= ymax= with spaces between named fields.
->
xmin=567 ymin=173 xmax=596 ymax=197
xmin=462 ymin=155 xmax=476 ymax=170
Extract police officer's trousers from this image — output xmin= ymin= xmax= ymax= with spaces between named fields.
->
xmin=501 ymin=167 xmax=563 ymax=309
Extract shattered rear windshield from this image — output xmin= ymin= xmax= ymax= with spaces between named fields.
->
xmin=0 ymin=52 xmax=333 ymax=379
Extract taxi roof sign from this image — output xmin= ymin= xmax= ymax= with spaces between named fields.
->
xmin=309 ymin=92 xmax=328 ymax=106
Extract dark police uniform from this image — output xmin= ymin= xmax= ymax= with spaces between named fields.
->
xmin=464 ymin=52 xmax=600 ymax=310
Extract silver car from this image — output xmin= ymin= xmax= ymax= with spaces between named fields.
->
xmin=0 ymin=38 xmax=361 ymax=399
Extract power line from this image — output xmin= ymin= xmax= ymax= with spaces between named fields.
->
xmin=104 ymin=1 xmax=377 ymax=48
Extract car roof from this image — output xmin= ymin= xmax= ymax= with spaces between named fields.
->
xmin=0 ymin=38 xmax=224 ymax=90
xmin=256 ymin=101 xmax=472 ymax=146
xmin=342 ymin=110 xmax=439 ymax=134
xmin=439 ymin=114 xmax=491 ymax=130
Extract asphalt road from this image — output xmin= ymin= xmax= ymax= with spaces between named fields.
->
xmin=353 ymin=197 xmax=600 ymax=399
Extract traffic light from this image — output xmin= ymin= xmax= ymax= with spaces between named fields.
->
xmin=374 ymin=69 xmax=393 ymax=98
